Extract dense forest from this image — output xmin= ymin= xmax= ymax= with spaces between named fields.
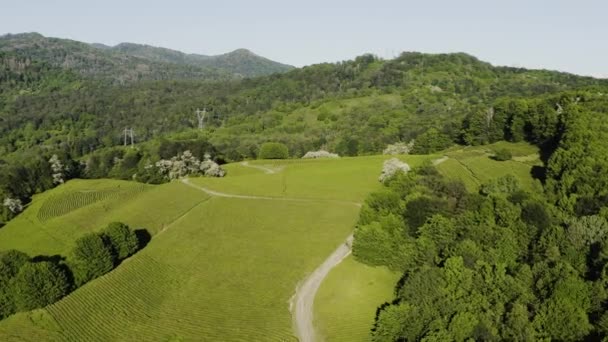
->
xmin=354 ymin=92 xmax=608 ymax=340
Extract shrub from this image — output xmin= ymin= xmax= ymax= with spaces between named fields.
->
xmin=103 ymin=222 xmax=139 ymax=261
xmin=11 ymin=261 xmax=70 ymax=311
xmin=493 ymin=148 xmax=512 ymax=161
xmin=71 ymin=233 xmax=114 ymax=285
xmin=258 ymin=142 xmax=289 ymax=159
xmin=302 ymin=150 xmax=340 ymax=159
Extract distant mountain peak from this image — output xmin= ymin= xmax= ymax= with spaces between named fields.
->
xmin=0 ymin=32 xmax=294 ymax=81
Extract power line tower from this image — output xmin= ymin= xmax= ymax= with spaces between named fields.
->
xmin=195 ymin=108 xmax=207 ymax=130
xmin=123 ymin=128 xmax=134 ymax=147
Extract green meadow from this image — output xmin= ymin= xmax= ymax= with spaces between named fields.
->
xmin=0 ymin=147 xmax=540 ymax=341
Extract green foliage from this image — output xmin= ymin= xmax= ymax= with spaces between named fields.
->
xmin=493 ymin=148 xmax=512 ymax=161
xmin=102 ymin=222 xmax=139 ymax=260
xmin=411 ymin=128 xmax=452 ymax=154
xmin=10 ymin=261 xmax=70 ymax=311
xmin=356 ymin=163 xmax=608 ymax=340
xmin=258 ymin=142 xmax=289 ymax=159
xmin=70 ymin=233 xmax=114 ymax=286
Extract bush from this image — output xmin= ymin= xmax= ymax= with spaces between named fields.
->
xmin=71 ymin=233 xmax=114 ymax=285
xmin=103 ymin=222 xmax=139 ymax=261
xmin=11 ymin=261 xmax=70 ymax=311
xmin=493 ymin=148 xmax=512 ymax=161
xmin=258 ymin=142 xmax=289 ymax=159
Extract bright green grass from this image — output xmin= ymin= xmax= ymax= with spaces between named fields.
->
xmin=37 ymin=181 xmax=149 ymax=222
xmin=194 ymin=155 xmax=437 ymax=203
xmin=314 ymin=256 xmax=399 ymax=342
xmin=0 ymin=153 xmax=439 ymax=341
xmin=436 ymin=158 xmax=480 ymax=192
xmin=0 ymin=180 xmax=208 ymax=256
xmin=0 ymin=197 xmax=360 ymax=341
xmin=439 ymin=142 xmax=542 ymax=192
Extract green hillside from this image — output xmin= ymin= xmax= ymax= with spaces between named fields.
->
xmin=0 ymin=155 xmax=377 ymax=340
xmin=0 ymin=150 xmax=545 ymax=341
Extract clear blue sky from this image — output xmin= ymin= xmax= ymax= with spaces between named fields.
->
xmin=1 ymin=0 xmax=606 ymax=77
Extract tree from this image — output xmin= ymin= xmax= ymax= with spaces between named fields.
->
xmin=70 ymin=233 xmax=114 ymax=285
xmin=411 ymin=128 xmax=452 ymax=154
xmin=102 ymin=222 xmax=139 ymax=261
xmin=0 ymin=250 xmax=30 ymax=318
xmin=258 ymin=142 xmax=289 ymax=159
xmin=10 ymin=261 xmax=70 ymax=311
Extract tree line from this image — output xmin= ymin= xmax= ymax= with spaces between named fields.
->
xmin=0 ymin=222 xmax=145 ymax=319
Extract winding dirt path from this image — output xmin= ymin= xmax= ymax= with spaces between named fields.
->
xmin=290 ymin=235 xmax=354 ymax=342
xmin=241 ymin=161 xmax=277 ymax=174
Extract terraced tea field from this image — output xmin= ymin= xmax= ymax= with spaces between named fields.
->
xmin=37 ymin=182 xmax=149 ymax=222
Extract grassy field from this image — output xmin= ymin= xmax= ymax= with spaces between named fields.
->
xmin=194 ymin=155 xmax=437 ymax=203
xmin=2 ymin=151 xmax=524 ymax=341
xmin=314 ymin=256 xmax=399 ymax=341
xmin=437 ymin=141 xmax=542 ymax=192
xmin=1 ymin=154 xmax=434 ymax=341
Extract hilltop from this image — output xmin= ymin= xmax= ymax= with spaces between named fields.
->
xmin=0 ymin=32 xmax=293 ymax=82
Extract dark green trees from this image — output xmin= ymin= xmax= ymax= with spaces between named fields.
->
xmin=258 ymin=142 xmax=289 ymax=159
xmin=71 ymin=233 xmax=114 ymax=286
xmin=103 ymin=222 xmax=139 ymax=260
xmin=70 ymin=222 xmax=141 ymax=285
xmin=11 ymin=261 xmax=70 ymax=311
xmin=411 ymin=128 xmax=452 ymax=154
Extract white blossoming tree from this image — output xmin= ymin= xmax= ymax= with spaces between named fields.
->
xmin=3 ymin=197 xmax=23 ymax=214
xmin=155 ymin=150 xmax=226 ymax=180
xmin=302 ymin=150 xmax=340 ymax=159
xmin=49 ymin=154 xmax=65 ymax=184
xmin=379 ymin=158 xmax=411 ymax=182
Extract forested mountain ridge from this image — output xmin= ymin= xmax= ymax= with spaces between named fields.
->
xmin=0 ymin=33 xmax=293 ymax=82
xmin=108 ymin=43 xmax=293 ymax=77
xmin=1 ymin=45 xmax=608 ymax=226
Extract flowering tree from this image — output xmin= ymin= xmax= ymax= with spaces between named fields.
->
xmin=379 ymin=158 xmax=410 ymax=182
xmin=155 ymin=150 xmax=226 ymax=180
xmin=49 ymin=154 xmax=65 ymax=184
xmin=3 ymin=197 xmax=23 ymax=214
xmin=302 ymin=150 xmax=340 ymax=159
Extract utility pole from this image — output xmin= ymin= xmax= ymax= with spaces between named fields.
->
xmin=195 ymin=108 xmax=207 ymax=130
xmin=123 ymin=128 xmax=135 ymax=147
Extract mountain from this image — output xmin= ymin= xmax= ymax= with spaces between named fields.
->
xmin=0 ymin=32 xmax=294 ymax=83
xmin=109 ymin=43 xmax=293 ymax=78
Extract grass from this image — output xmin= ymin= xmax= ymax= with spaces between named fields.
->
xmin=194 ymin=155 xmax=437 ymax=203
xmin=0 ymin=152 xmax=459 ymax=341
xmin=0 ymin=196 xmax=360 ymax=341
xmin=0 ymin=180 xmax=208 ymax=256
xmin=0 ymin=154 xmax=405 ymax=341
xmin=314 ymin=256 xmax=399 ymax=342
xmin=438 ymin=142 xmax=542 ymax=192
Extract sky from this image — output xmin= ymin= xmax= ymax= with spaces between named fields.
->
xmin=1 ymin=0 xmax=606 ymax=77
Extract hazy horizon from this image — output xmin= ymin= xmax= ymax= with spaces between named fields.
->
xmin=1 ymin=0 xmax=606 ymax=78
